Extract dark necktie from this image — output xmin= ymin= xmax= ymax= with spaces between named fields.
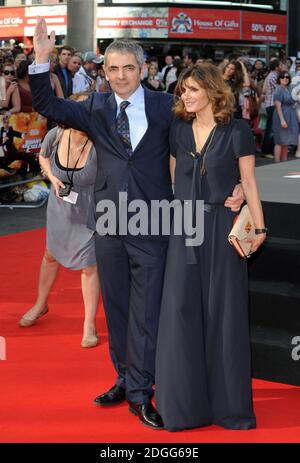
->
xmin=116 ymin=100 xmax=132 ymax=156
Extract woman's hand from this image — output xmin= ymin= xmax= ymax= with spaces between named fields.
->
xmin=7 ymin=81 xmax=18 ymax=95
xmin=247 ymin=233 xmax=266 ymax=254
xmin=48 ymin=173 xmax=65 ymax=197
xmin=281 ymin=119 xmax=288 ymax=129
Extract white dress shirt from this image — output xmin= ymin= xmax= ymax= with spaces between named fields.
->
xmin=114 ymin=85 xmax=148 ymax=152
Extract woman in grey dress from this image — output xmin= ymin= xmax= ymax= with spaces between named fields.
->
xmin=19 ymin=96 xmax=100 ymax=348
xmin=273 ymin=71 xmax=298 ymax=162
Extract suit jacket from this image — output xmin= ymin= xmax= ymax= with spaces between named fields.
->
xmin=29 ymin=71 xmax=174 ymax=238
xmin=54 ymin=64 xmax=73 ymax=98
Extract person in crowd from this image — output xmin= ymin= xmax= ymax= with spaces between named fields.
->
xmin=72 ymin=52 xmax=102 ymax=94
xmin=167 ymin=59 xmax=185 ymax=95
xmin=161 ymin=55 xmax=174 ymax=89
xmin=291 ymin=80 xmax=300 ymax=158
xmin=183 ymin=51 xmax=197 ymax=68
xmin=164 ymin=57 xmax=180 ymax=93
xmin=222 ymin=59 xmax=250 ymax=119
xmin=14 ymin=53 xmax=27 ymax=69
xmin=196 ymin=57 xmax=205 ymax=66
xmin=0 ymin=62 xmax=21 ymax=115
xmin=54 ymin=46 xmax=73 ymax=98
xmin=156 ymin=63 xmax=266 ymax=432
xmin=261 ymin=59 xmax=283 ymax=157
xmin=19 ymin=92 xmax=100 ymax=348
xmin=49 ymin=54 xmax=64 ymax=98
xmin=95 ymin=62 xmax=111 ymax=93
xmin=142 ymin=63 xmax=164 ymax=91
xmin=29 ymin=18 xmax=244 ymax=430
xmin=17 ymin=60 xmax=33 ymax=112
xmin=251 ymin=59 xmax=267 ymax=98
xmin=68 ymin=54 xmax=82 ymax=79
xmin=273 ymin=71 xmax=298 ymax=162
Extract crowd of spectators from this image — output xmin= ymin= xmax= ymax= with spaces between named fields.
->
xmin=0 ymin=43 xmax=300 ymax=186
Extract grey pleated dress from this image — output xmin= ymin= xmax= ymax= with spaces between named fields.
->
xmin=273 ymin=86 xmax=298 ymax=146
xmin=155 ymin=118 xmax=257 ymax=432
xmin=40 ymin=127 xmax=97 ymax=270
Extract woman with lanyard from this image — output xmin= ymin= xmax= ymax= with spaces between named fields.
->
xmin=18 ymin=92 xmax=100 ymax=349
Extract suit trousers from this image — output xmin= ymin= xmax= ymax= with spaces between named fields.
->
xmin=95 ymin=234 xmax=168 ymax=404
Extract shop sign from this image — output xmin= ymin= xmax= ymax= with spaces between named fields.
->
xmin=24 ymin=5 xmax=67 ymax=37
xmin=0 ymin=8 xmax=25 ymax=38
xmin=168 ymin=8 xmax=241 ymax=40
xmin=97 ymin=6 xmax=168 ymax=39
xmin=242 ymin=12 xmax=286 ymax=43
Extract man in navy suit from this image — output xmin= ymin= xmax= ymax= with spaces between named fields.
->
xmin=29 ymin=18 xmax=243 ymax=430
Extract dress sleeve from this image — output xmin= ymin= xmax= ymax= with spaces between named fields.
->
xmin=232 ymin=119 xmax=256 ymax=158
xmin=273 ymin=86 xmax=283 ymax=103
xmin=169 ymin=119 xmax=179 ymax=157
xmin=39 ymin=127 xmax=59 ymax=158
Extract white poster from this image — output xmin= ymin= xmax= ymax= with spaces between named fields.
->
xmin=97 ymin=6 xmax=168 ymax=39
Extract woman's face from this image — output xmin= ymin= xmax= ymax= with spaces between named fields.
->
xmin=180 ymin=77 xmax=210 ymax=114
xmin=224 ymin=63 xmax=235 ymax=79
xmin=2 ymin=65 xmax=16 ymax=86
xmin=148 ymin=65 xmax=157 ymax=77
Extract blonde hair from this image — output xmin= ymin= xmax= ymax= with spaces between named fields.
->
xmin=173 ymin=63 xmax=235 ymax=124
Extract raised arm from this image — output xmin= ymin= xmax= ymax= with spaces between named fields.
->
xmin=29 ymin=18 xmax=93 ymax=135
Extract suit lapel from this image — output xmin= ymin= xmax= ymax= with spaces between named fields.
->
xmin=102 ymin=93 xmax=128 ymax=159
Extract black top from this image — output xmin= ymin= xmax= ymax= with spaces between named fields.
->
xmin=170 ymin=117 xmax=256 ymax=204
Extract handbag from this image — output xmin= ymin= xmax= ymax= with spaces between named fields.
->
xmin=228 ymin=204 xmax=255 ymax=259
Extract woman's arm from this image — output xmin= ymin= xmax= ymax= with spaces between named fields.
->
xmin=39 ymin=154 xmax=65 ymax=197
xmin=51 ymin=73 xmax=64 ymax=99
xmin=2 ymin=82 xmax=21 ymax=112
xmin=170 ymin=155 xmax=176 ymax=185
xmin=239 ymin=155 xmax=266 ymax=252
xmin=8 ymin=85 xmax=21 ymax=114
xmin=240 ymin=61 xmax=251 ymax=87
xmin=274 ymin=100 xmax=287 ymax=128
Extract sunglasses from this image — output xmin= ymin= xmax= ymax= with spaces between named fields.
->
xmin=3 ymin=70 xmax=15 ymax=76
xmin=280 ymin=75 xmax=290 ymax=79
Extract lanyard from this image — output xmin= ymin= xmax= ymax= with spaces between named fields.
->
xmin=66 ymin=131 xmax=89 ymax=186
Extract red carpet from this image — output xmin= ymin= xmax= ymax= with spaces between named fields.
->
xmin=1 ymin=229 xmax=300 ymax=443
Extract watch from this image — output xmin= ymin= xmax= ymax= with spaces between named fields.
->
xmin=255 ymin=228 xmax=268 ymax=234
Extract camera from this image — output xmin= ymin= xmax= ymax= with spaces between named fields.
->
xmin=58 ymin=182 xmax=72 ymax=197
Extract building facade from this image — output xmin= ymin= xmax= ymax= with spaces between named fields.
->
xmin=0 ymin=0 xmax=289 ymax=62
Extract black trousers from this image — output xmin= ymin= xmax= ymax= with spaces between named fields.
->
xmin=95 ymin=234 xmax=168 ymax=404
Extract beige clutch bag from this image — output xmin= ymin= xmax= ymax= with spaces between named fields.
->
xmin=228 ymin=205 xmax=255 ymax=258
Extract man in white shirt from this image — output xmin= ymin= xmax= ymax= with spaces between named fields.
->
xmin=72 ymin=51 xmax=103 ymax=94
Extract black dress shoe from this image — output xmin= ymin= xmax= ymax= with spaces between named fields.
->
xmin=94 ymin=385 xmax=126 ymax=406
xmin=129 ymin=401 xmax=164 ymax=430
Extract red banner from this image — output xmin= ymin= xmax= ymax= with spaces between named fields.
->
xmin=169 ymin=8 xmax=241 ymax=40
xmin=0 ymin=8 xmax=25 ymax=38
xmin=242 ymin=12 xmax=286 ymax=43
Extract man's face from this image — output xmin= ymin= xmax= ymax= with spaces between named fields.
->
xmin=68 ymin=56 xmax=81 ymax=74
xmin=165 ymin=55 xmax=173 ymax=66
xmin=59 ymin=49 xmax=72 ymax=67
xmin=84 ymin=61 xmax=97 ymax=73
xmin=104 ymin=52 xmax=144 ymax=99
xmin=183 ymin=55 xmax=191 ymax=66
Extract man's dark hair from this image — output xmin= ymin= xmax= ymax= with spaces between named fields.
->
xmin=58 ymin=46 xmax=73 ymax=55
xmin=270 ymin=59 xmax=280 ymax=71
